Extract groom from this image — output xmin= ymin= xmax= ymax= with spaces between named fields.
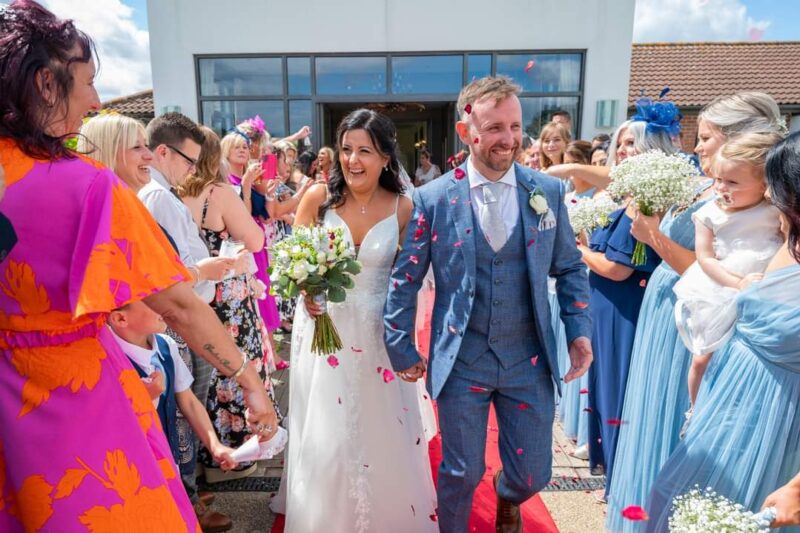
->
xmin=384 ymin=76 xmax=592 ymax=533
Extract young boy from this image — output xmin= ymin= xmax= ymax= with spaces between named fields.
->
xmin=107 ymin=301 xmax=237 ymax=528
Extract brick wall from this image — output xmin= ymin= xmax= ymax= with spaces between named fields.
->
xmin=679 ymin=110 xmax=699 ymax=153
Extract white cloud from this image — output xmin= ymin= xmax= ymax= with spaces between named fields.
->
xmin=41 ymin=0 xmax=151 ymax=101
xmin=634 ymin=0 xmax=771 ymax=42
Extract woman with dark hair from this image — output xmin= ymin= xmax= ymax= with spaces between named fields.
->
xmin=271 ymin=108 xmax=438 ymax=532
xmin=0 ymin=2 xmax=277 ymax=530
xmin=414 ymin=147 xmax=441 ymax=186
xmin=644 ymin=131 xmax=799 ymax=532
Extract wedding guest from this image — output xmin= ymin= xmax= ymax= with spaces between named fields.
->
xmin=139 ymin=112 xmax=240 ymax=527
xmin=592 ymin=133 xmax=611 ymax=149
xmin=606 ymin=91 xmax=787 ymax=533
xmin=539 ymin=122 xmax=571 ymax=170
xmin=414 ymin=148 xmax=442 ymax=186
xmin=578 ymin=102 xmax=679 ymax=501
xmin=565 ymin=140 xmax=602 ymax=199
xmin=591 ymin=142 xmax=609 ymax=167
xmin=180 ymin=127 xmax=281 ymax=483
xmin=316 ymin=145 xmax=334 ymax=181
xmin=0 ymin=3 xmax=276 ymax=531
xmin=762 ymin=471 xmax=800 ymax=528
xmin=78 ymin=114 xmax=152 ymax=192
xmin=527 ymin=139 xmax=542 ymax=170
xmin=644 ymin=130 xmax=799 ymax=533
xmin=552 ymin=109 xmax=573 ymax=134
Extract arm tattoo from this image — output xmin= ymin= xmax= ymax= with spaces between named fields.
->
xmin=203 ymin=343 xmax=233 ymax=371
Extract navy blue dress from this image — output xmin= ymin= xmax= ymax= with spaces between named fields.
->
xmin=586 ymin=208 xmax=660 ymax=498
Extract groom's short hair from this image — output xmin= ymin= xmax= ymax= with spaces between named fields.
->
xmin=457 ymin=76 xmax=521 ymax=121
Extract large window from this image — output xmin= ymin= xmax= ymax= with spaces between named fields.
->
xmin=197 ymin=51 xmax=584 ymax=140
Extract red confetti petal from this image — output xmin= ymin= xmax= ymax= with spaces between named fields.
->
xmin=573 ymin=301 xmax=589 ymax=309
xmin=468 ymin=385 xmax=489 ymax=393
xmin=639 ymin=279 xmax=647 ymax=288
xmin=527 ymin=239 xmax=536 ymax=247
xmin=405 ymin=272 xmax=414 ymax=282
xmin=518 ymin=403 xmax=529 ymax=410
xmin=275 ymin=360 xmax=290 ymax=370
xmin=570 ymin=198 xmax=578 ymax=204
xmin=516 ymin=448 xmax=524 ymax=455
xmin=607 ymin=419 xmax=624 ymax=426
xmin=447 ymin=155 xmax=455 ymax=164
xmin=409 ymin=255 xmax=419 ymax=264
xmin=583 ymin=407 xmax=593 ymax=413
xmin=453 ymin=240 xmax=464 ymax=247
xmin=413 ymin=227 xmax=424 ymax=241
xmin=429 ymin=514 xmax=438 ymax=522
xmin=579 ymin=388 xmax=589 ymax=394
xmin=327 ymin=355 xmax=339 ymax=368
xmin=393 ymin=280 xmax=399 ymax=289
xmin=454 ymin=168 xmax=466 ymax=180
xmin=524 ymin=59 xmax=536 ymax=73
xmin=377 ymin=366 xmax=382 ymax=373
xmin=621 ymin=505 xmax=649 ymax=521
xmin=531 ymin=355 xmax=539 ymax=366
xmin=527 ymin=474 xmax=533 ymax=487
xmin=464 ymin=104 xmax=472 ymax=114
xmin=432 ymin=231 xmax=438 ymax=242
xmin=465 ymin=228 xmax=472 ymax=235
xmin=416 ymin=437 xmax=421 ymax=445
xmin=473 ymin=138 xmax=479 ymax=144
xmin=383 ymin=369 xmax=395 ymax=383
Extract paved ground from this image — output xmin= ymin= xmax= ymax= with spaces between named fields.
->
xmin=207 ymin=333 xmax=607 ymax=532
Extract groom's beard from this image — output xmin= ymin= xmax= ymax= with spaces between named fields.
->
xmin=478 ymin=142 xmax=521 ymax=174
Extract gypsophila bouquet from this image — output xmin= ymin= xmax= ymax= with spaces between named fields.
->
xmin=568 ymin=195 xmax=620 ymax=236
xmin=607 ymin=151 xmax=699 ymax=265
xmin=669 ymin=487 xmax=776 ymax=532
xmin=270 ymin=226 xmax=361 ymax=355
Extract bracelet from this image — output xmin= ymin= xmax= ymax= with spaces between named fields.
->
xmin=231 ymin=357 xmax=248 ymax=379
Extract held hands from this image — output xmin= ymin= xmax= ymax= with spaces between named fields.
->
xmin=761 ymin=479 xmax=800 ymax=527
xmin=303 ymin=292 xmax=325 ymax=317
xmin=630 ymin=206 xmax=662 ymax=245
xmin=737 ymin=272 xmax=764 ymax=290
xmin=398 ymin=358 xmax=427 ymax=383
xmin=564 ymin=336 xmax=592 ymax=383
xmin=241 ymin=375 xmax=279 ymax=442
xmin=210 ymin=443 xmax=239 ymax=471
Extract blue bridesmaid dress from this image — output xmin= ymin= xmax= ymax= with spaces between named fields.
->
xmin=645 ymin=264 xmax=800 ymax=533
xmin=605 ymin=192 xmax=713 ymax=532
xmin=586 ymin=208 xmax=660 ymax=499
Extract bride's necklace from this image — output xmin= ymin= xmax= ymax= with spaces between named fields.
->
xmin=347 ymin=189 xmax=379 ymax=214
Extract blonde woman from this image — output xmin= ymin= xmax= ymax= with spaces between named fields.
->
xmin=316 ymin=145 xmax=334 ymax=181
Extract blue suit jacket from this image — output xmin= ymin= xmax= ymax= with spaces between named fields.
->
xmin=383 ymin=162 xmax=592 ymax=399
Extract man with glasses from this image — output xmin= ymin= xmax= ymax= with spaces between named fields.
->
xmin=138 ymin=112 xmax=236 ymax=532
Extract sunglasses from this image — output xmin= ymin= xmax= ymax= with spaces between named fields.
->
xmin=167 ymin=145 xmax=198 ymax=168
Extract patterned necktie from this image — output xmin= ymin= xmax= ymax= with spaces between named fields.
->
xmin=480 ymin=181 xmax=507 ymax=252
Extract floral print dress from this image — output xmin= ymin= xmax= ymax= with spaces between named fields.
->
xmin=196 ymin=190 xmax=282 ymax=472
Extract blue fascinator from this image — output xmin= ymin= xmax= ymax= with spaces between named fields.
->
xmin=232 ymin=127 xmax=252 ymax=146
xmin=631 ymin=98 xmax=682 ymax=138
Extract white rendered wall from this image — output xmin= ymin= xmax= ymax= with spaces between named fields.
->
xmin=147 ymin=0 xmax=634 ymax=139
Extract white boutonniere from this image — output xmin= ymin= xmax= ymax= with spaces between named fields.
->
xmin=530 ymin=188 xmax=556 ymax=230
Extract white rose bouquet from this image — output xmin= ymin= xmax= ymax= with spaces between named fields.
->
xmin=607 ymin=151 xmax=699 ymax=265
xmin=270 ymin=226 xmax=361 ymax=355
xmin=670 ymin=486 xmax=776 ymax=532
xmin=568 ymin=195 xmax=620 ymax=237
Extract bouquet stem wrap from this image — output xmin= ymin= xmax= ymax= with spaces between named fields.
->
xmin=631 ymin=203 xmax=652 ymax=266
xmin=310 ymin=293 xmax=343 ymax=355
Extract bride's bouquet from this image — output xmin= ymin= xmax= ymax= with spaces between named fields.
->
xmin=670 ymin=486 xmax=776 ymax=532
xmin=568 ymin=195 xmax=620 ymax=237
xmin=270 ymin=226 xmax=361 ymax=355
xmin=607 ymin=151 xmax=699 ymax=265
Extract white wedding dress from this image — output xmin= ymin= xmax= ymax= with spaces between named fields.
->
xmin=273 ymin=203 xmax=438 ymax=533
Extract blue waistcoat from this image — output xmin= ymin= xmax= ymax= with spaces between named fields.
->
xmin=127 ymin=336 xmax=180 ymax=464
xmin=460 ymin=208 xmax=543 ymax=368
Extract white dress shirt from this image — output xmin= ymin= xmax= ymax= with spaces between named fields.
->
xmin=138 ymin=167 xmax=214 ymax=302
xmin=467 ymin=157 xmax=520 ymax=240
xmin=109 ymin=327 xmax=194 ymax=408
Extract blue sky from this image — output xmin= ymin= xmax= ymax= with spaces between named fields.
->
xmin=5 ymin=0 xmax=798 ymax=100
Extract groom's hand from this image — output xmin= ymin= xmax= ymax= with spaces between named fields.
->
xmin=397 ymin=359 xmax=426 ymax=382
xmin=564 ymin=336 xmax=592 ymax=383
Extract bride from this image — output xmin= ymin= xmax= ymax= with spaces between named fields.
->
xmin=271 ymin=109 xmax=438 ymax=532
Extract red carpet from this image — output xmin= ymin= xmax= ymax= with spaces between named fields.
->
xmin=271 ymin=284 xmax=559 ymax=532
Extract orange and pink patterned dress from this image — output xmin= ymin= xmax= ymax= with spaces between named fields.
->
xmin=0 ymin=138 xmax=199 ymax=532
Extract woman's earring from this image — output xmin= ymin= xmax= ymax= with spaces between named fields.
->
xmin=384 ymin=165 xmax=388 ymax=171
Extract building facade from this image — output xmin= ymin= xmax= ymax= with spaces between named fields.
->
xmin=147 ymin=0 xmax=635 ymax=166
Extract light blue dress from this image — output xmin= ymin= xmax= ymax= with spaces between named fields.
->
xmin=605 ymin=191 xmax=713 ymax=532
xmin=645 ymin=264 xmax=800 ymax=533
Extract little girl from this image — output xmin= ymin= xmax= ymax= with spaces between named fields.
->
xmin=674 ymin=131 xmax=784 ymax=411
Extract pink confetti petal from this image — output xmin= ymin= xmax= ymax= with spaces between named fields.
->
xmin=275 ymin=360 xmax=290 ymax=370
xmin=450 ymin=196 xmax=459 ymax=205
xmin=453 ymin=240 xmax=464 ymax=247
xmin=579 ymin=388 xmax=589 ymax=394
xmin=527 ymin=239 xmax=536 ymax=247
xmin=524 ymin=59 xmax=536 ymax=73
xmin=639 ymin=279 xmax=647 ymax=288
xmin=468 ymin=385 xmax=489 ymax=393
xmin=527 ymin=474 xmax=533 ymax=487
xmin=607 ymin=418 xmax=624 ymax=426
xmin=382 ymin=369 xmax=395 ymax=383
xmin=621 ymin=505 xmax=649 ymax=521
xmin=454 ymin=168 xmax=466 ymax=180
xmin=432 ymin=231 xmax=438 ymax=242
xmin=573 ymin=301 xmax=589 ymax=309
xmin=464 ymin=104 xmax=472 ymax=114
xmin=405 ymin=272 xmax=414 ymax=282
xmin=448 ymin=325 xmax=459 ymax=335
xmin=518 ymin=403 xmax=529 ymax=410
xmin=327 ymin=355 xmax=339 ymax=368
xmin=409 ymin=255 xmax=419 ymax=264
xmin=350 ymin=346 xmax=363 ymax=353
xmin=516 ymin=448 xmax=524 ymax=455
xmin=531 ymin=355 xmax=539 ymax=366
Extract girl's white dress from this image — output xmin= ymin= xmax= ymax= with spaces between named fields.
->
xmin=674 ymin=199 xmax=783 ymax=354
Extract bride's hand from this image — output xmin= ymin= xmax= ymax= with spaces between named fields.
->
xmin=302 ymin=291 xmax=325 ymax=316
xmin=397 ymin=359 xmax=426 ymax=382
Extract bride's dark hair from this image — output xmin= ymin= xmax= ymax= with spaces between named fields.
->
xmin=318 ymin=109 xmax=405 ymax=219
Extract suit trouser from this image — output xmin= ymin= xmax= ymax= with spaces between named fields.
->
xmin=435 ymin=350 xmax=555 ymax=533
